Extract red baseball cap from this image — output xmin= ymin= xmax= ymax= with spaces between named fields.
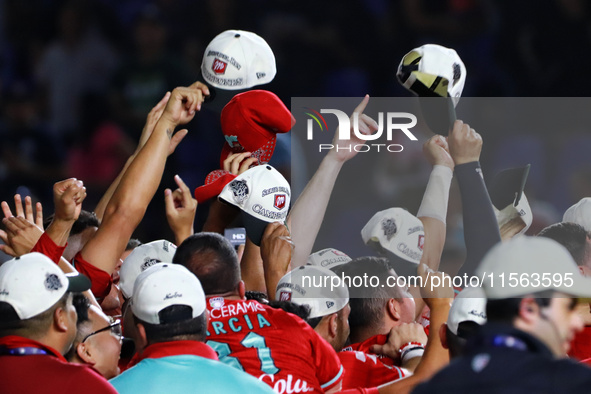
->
xmin=194 ymin=169 xmax=238 ymax=203
xmin=219 ymin=90 xmax=295 ymax=168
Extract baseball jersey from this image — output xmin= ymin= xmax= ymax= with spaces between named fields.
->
xmin=569 ymin=325 xmax=591 ymax=361
xmin=0 ymin=335 xmax=117 ymax=394
xmin=346 ymin=335 xmax=396 ymax=367
xmin=206 ymin=297 xmax=343 ymax=394
xmin=338 ymin=349 xmax=406 ymax=389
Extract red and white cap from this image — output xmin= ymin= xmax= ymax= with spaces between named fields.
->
xmin=220 ymin=89 xmax=294 ymax=168
xmin=218 ymin=164 xmax=290 ymax=246
xmin=0 ymin=252 xmax=90 ymax=320
xmin=201 ymin=30 xmax=276 ymax=90
xmin=131 ymin=264 xmax=206 ymax=325
xmin=120 ymin=240 xmax=177 ymax=299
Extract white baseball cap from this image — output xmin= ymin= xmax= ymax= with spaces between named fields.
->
xmin=476 ymin=236 xmax=591 ymax=299
xmin=307 ymin=248 xmax=352 ymax=270
xmin=447 ymin=287 xmax=487 ymax=336
xmin=361 ymin=208 xmax=424 ymax=276
xmin=219 ymin=164 xmax=290 ymax=245
xmin=275 ymin=265 xmax=349 ymax=319
xmin=397 ymin=44 xmax=466 ymax=106
xmin=131 ymin=264 xmax=206 ymax=325
xmin=495 ymin=193 xmax=533 ymax=237
xmin=120 ymin=240 xmax=177 ymax=299
xmin=563 ymin=197 xmax=591 ymax=232
xmin=201 ymin=30 xmax=276 ymax=90
xmin=0 ymin=252 xmax=91 ymax=320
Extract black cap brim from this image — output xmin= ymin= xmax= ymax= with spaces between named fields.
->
xmin=65 ymin=272 xmax=92 ymax=293
xmin=418 ymin=97 xmax=457 ymax=136
xmin=242 ymin=211 xmax=270 ymax=246
xmin=489 ymin=165 xmax=531 ymax=209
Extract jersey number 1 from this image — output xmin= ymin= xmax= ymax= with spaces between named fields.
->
xmin=207 ymin=332 xmax=280 ymax=375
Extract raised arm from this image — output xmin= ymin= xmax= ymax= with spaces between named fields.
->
xmin=448 ymin=120 xmax=501 ymax=276
xmin=79 ymin=82 xmax=208 ymax=278
xmin=288 ymin=95 xmax=378 ymax=267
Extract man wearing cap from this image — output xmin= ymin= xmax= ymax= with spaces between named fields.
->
xmin=538 ymin=222 xmax=591 ymax=361
xmin=414 ymin=237 xmax=591 ymax=393
xmin=173 ymin=232 xmax=344 ymax=393
xmin=0 ymin=253 xmax=117 ymax=393
xmin=439 ymin=287 xmax=487 ymax=359
xmin=109 ymin=263 xmax=275 ymax=393
xmin=276 ymin=265 xmax=417 ymax=390
xmin=66 ymin=296 xmax=123 ymax=379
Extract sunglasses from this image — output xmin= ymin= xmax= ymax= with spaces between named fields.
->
xmin=82 ymin=318 xmax=122 ymax=343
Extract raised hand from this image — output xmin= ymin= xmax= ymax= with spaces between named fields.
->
xmin=328 ymin=95 xmax=379 ymax=163
xmin=165 ymin=175 xmax=198 ymax=245
xmin=0 ymin=216 xmax=43 ymax=256
xmin=223 ymin=152 xmax=259 ymax=175
xmin=448 ymin=120 xmax=482 ymax=165
xmin=423 ymin=135 xmax=454 ymax=169
xmin=370 ymin=322 xmax=429 ymax=360
xmin=53 ymin=178 xmax=87 ymax=222
xmin=159 ymin=81 xmax=210 ymax=127
xmin=1 ymin=195 xmax=43 ymax=228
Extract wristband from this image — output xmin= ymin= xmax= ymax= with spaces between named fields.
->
xmin=401 ymin=347 xmax=425 ymax=363
xmin=417 ymin=165 xmax=453 ymax=224
xmin=398 ymin=341 xmax=425 ymax=354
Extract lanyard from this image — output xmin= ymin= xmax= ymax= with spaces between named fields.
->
xmin=0 ymin=346 xmax=49 ymax=356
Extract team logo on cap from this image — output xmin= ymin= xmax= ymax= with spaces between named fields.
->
xmin=45 ymin=273 xmax=63 ymax=292
xmin=212 ymin=58 xmax=227 ymax=74
xmin=418 ymin=234 xmax=425 ymax=251
xmin=326 ymin=301 xmax=334 ymax=309
xmin=141 ymin=258 xmax=161 ymax=271
xmin=274 ymin=194 xmax=286 ymax=210
xmin=279 ymin=291 xmax=291 ymax=301
xmin=381 ymin=218 xmax=397 ymax=241
xmin=229 ymin=179 xmax=249 ymax=203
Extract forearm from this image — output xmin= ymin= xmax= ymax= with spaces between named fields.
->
xmin=287 ymin=153 xmax=344 ymax=267
xmin=455 ymin=162 xmax=501 ymax=276
xmin=94 ymin=154 xmax=135 ymax=221
xmin=44 ymin=219 xmax=74 ymax=247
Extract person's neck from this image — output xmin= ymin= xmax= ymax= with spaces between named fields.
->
xmin=350 ymin=323 xmax=391 ymax=345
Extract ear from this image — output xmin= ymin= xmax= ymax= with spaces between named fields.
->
xmin=238 ymin=280 xmax=246 ymax=299
xmin=518 ymin=298 xmax=539 ymax=324
xmin=53 ymin=307 xmax=69 ymax=333
xmin=76 ymin=342 xmax=97 ymax=365
xmin=327 ymin=313 xmax=338 ymax=339
xmin=386 ymin=299 xmax=401 ymax=322
xmin=439 ymin=323 xmax=449 ymax=349
xmin=578 ymin=266 xmax=586 ymax=276
xmin=136 ymin=323 xmax=149 ymax=350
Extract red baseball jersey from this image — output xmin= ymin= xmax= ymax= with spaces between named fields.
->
xmin=206 ymin=298 xmax=343 ymax=393
xmin=338 ymin=349 xmax=406 ymax=389
xmin=569 ymin=325 xmax=591 ymax=361
xmin=346 ymin=335 xmax=396 ymax=367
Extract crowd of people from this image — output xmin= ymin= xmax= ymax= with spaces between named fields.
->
xmin=2 ymin=1 xmax=591 ymax=394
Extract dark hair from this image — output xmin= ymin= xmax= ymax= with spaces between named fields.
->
xmin=0 ymin=292 xmax=70 ymax=339
xmin=173 ymin=232 xmax=240 ymax=295
xmin=65 ymin=293 xmax=91 ymax=361
xmin=126 ymin=238 xmax=142 ymax=251
xmin=332 ymin=256 xmax=404 ymax=332
xmin=246 ymin=291 xmax=270 ymax=304
xmin=135 ymin=306 xmax=207 ymax=345
xmin=537 ymin=222 xmax=588 ymax=266
xmin=486 ymin=295 xmax=553 ymax=324
xmin=44 ymin=210 xmax=100 ymax=235
xmin=268 ymin=300 xmax=311 ymax=322
xmin=446 ymin=321 xmax=481 ymax=359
